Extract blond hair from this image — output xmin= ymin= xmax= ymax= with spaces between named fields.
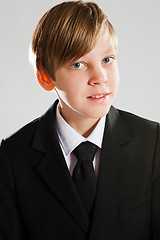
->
xmin=30 ymin=1 xmax=117 ymax=79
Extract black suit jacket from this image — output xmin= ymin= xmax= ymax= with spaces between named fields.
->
xmin=0 ymin=100 xmax=160 ymax=240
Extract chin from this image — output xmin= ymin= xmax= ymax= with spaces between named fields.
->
xmin=88 ymin=106 xmax=111 ymax=119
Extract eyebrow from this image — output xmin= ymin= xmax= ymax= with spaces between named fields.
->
xmin=103 ymin=46 xmax=115 ymax=54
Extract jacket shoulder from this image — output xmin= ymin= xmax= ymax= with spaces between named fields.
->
xmin=1 ymin=101 xmax=58 ymax=154
xmin=118 ymin=108 xmax=158 ymax=127
xmin=1 ymin=118 xmax=40 ymax=150
xmin=116 ymin=108 xmax=159 ymax=138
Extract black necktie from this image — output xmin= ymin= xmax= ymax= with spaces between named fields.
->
xmin=72 ymin=141 xmax=97 ymax=216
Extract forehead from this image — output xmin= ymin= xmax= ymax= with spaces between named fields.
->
xmin=56 ymin=27 xmax=116 ymax=71
xmin=97 ymin=28 xmax=115 ymax=49
xmin=78 ymin=29 xmax=116 ymax=59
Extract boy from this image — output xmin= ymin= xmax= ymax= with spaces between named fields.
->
xmin=0 ymin=1 xmax=160 ymax=239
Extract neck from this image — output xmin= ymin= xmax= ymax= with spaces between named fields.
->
xmin=59 ymin=106 xmax=100 ymax=138
xmin=71 ymin=118 xmax=100 ymax=138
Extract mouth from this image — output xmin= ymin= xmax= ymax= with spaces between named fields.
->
xmin=87 ymin=93 xmax=110 ymax=102
xmin=90 ymin=94 xmax=107 ymax=99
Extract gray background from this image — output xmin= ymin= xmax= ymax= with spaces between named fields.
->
xmin=0 ymin=0 xmax=160 ymax=140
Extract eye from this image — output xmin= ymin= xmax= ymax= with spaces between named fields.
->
xmin=71 ymin=62 xmax=85 ymax=69
xmin=103 ymin=57 xmax=114 ymax=64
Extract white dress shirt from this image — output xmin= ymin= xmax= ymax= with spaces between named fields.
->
xmin=56 ymin=105 xmax=106 ymax=178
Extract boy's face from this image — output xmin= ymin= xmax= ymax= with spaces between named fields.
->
xmin=53 ymin=28 xmax=119 ymax=126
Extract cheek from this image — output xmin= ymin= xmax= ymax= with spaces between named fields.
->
xmin=109 ymin=65 xmax=120 ymax=90
xmin=55 ymin=85 xmax=80 ymax=106
xmin=64 ymin=81 xmax=85 ymax=101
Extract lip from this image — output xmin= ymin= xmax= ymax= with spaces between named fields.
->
xmin=87 ymin=93 xmax=110 ymax=102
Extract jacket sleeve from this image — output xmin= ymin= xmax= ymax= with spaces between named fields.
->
xmin=152 ymin=123 xmax=160 ymax=239
xmin=0 ymin=140 xmax=27 ymax=240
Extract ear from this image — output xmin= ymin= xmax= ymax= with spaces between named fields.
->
xmin=36 ymin=65 xmax=55 ymax=91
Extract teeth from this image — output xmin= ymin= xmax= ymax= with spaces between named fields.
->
xmin=91 ymin=94 xmax=105 ymax=98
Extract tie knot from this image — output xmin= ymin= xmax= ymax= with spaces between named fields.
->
xmin=73 ymin=141 xmax=97 ymax=162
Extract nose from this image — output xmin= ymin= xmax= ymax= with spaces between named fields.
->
xmin=88 ymin=65 xmax=108 ymax=86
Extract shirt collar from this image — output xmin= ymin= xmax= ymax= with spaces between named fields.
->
xmin=56 ymin=105 xmax=106 ymax=156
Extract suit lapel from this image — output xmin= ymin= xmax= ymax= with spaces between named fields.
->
xmin=32 ymin=101 xmax=89 ymax=234
xmin=89 ymin=106 xmax=131 ymax=239
xmin=31 ymin=102 xmax=131 ymax=238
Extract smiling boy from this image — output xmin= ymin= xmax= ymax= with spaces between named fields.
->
xmin=0 ymin=1 xmax=160 ymax=239
xmin=37 ymin=26 xmax=119 ymax=137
